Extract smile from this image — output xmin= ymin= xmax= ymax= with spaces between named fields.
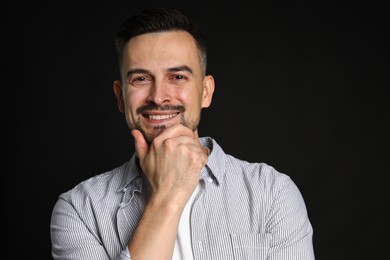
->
xmin=144 ymin=113 xmax=179 ymax=120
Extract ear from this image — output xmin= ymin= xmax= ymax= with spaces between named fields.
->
xmin=201 ymin=75 xmax=215 ymax=108
xmin=113 ymin=80 xmax=125 ymax=112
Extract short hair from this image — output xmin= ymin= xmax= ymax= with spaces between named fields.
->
xmin=115 ymin=7 xmax=207 ymax=76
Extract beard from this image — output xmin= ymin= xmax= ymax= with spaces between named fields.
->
xmin=129 ymin=104 xmax=200 ymax=145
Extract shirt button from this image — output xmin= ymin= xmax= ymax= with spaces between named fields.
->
xmin=207 ymin=177 xmax=213 ymax=183
xmin=198 ymin=240 xmax=203 ymax=251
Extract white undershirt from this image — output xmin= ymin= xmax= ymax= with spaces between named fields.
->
xmin=172 ymin=183 xmax=201 ymax=260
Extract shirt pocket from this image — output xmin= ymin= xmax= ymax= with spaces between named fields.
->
xmin=230 ymin=233 xmax=271 ymax=260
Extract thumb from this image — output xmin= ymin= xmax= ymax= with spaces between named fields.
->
xmin=131 ymin=129 xmax=149 ymax=161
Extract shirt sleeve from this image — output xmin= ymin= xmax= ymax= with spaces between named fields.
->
xmin=50 ymin=198 xmax=131 ymax=260
xmin=266 ymin=175 xmax=315 ymax=260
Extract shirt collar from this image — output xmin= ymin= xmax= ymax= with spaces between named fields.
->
xmin=117 ymin=154 xmax=142 ymax=193
xmin=199 ymin=136 xmax=226 ymax=184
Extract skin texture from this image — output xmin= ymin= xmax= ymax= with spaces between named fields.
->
xmin=113 ymin=31 xmax=215 ymax=259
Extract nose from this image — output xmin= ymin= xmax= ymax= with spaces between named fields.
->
xmin=146 ymin=80 xmax=171 ymax=105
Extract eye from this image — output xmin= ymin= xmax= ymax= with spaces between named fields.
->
xmin=129 ymin=76 xmax=152 ymax=87
xmin=175 ymin=75 xmax=185 ymax=80
xmin=170 ymin=74 xmax=188 ymax=82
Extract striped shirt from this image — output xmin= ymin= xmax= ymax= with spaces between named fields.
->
xmin=50 ymin=137 xmax=315 ymax=260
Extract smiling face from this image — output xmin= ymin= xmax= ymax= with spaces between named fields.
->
xmin=113 ymin=30 xmax=214 ymax=144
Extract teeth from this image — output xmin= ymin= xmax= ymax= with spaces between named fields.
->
xmin=148 ymin=114 xmax=177 ymax=120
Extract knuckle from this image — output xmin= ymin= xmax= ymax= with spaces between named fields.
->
xmin=163 ymin=138 xmax=176 ymax=150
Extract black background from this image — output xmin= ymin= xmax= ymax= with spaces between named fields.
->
xmin=5 ymin=1 xmax=389 ymax=259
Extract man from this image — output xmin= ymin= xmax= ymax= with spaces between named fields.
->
xmin=50 ymin=7 xmax=315 ymax=260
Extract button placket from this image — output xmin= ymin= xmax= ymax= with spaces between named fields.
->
xmin=190 ymin=181 xmax=209 ymax=259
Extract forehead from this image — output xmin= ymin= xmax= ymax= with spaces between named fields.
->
xmin=122 ymin=31 xmax=201 ymax=73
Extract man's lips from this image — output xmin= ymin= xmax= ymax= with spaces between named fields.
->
xmin=137 ymin=104 xmax=184 ymax=123
xmin=142 ymin=112 xmax=180 ymax=120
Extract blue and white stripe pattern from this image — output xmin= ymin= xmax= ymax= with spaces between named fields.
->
xmin=51 ymin=137 xmax=315 ymax=259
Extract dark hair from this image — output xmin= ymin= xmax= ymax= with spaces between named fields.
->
xmin=115 ymin=7 xmax=207 ymax=76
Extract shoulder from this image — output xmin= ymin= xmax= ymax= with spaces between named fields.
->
xmin=227 ymin=155 xmax=292 ymax=188
xmin=225 ymin=156 xmax=308 ymax=217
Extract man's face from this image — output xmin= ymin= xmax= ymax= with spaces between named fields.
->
xmin=114 ymin=31 xmax=214 ymax=144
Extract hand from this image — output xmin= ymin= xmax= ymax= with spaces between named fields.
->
xmin=131 ymin=125 xmax=208 ymax=209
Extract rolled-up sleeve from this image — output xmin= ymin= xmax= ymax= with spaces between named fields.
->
xmin=50 ymin=198 xmax=131 ymax=260
xmin=266 ymin=176 xmax=315 ymax=260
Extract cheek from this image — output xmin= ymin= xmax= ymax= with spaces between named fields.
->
xmin=181 ymin=97 xmax=203 ymax=120
xmin=121 ymin=96 xmax=139 ymax=123
xmin=124 ymin=88 xmax=146 ymax=109
xmin=177 ymin=88 xmax=202 ymax=106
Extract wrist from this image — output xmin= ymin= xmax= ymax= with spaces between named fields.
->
xmin=147 ymin=193 xmax=186 ymax=215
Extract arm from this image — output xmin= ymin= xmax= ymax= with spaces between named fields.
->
xmin=51 ymin=198 xmax=130 ymax=260
xmin=267 ymin=176 xmax=315 ymax=260
xmin=128 ymin=125 xmax=208 ymax=260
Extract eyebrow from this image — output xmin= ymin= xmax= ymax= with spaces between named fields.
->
xmin=126 ymin=68 xmax=150 ymax=78
xmin=167 ymin=65 xmax=193 ymax=74
xmin=126 ymin=65 xmax=193 ymax=78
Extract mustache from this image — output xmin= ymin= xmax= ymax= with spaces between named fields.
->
xmin=136 ymin=104 xmax=185 ymax=114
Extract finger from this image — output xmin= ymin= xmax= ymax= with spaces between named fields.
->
xmin=131 ymin=129 xmax=149 ymax=161
xmin=153 ymin=124 xmax=196 ymax=145
xmin=162 ymin=135 xmax=199 ymax=147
